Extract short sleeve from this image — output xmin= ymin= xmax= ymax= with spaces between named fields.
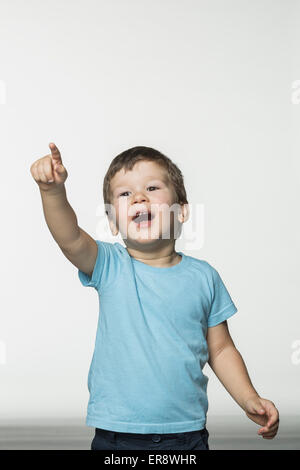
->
xmin=78 ymin=240 xmax=106 ymax=291
xmin=207 ymin=268 xmax=238 ymax=327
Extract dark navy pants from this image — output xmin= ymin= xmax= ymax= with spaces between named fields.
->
xmin=91 ymin=427 xmax=209 ymax=450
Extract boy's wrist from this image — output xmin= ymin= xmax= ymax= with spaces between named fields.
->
xmin=241 ymin=392 xmax=261 ymax=411
xmin=39 ymin=183 xmax=66 ymax=197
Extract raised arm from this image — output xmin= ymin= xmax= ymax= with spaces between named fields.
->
xmin=30 ymin=143 xmax=98 ymax=277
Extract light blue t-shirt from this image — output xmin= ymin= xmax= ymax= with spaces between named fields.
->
xmin=78 ymin=240 xmax=238 ymax=434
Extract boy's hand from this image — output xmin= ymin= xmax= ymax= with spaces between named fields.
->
xmin=30 ymin=143 xmax=68 ymax=191
xmin=244 ymin=396 xmax=279 ymax=439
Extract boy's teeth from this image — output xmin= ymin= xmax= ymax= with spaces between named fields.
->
xmin=134 ymin=212 xmax=152 ymax=223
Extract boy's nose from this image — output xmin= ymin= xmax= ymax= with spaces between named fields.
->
xmin=132 ymin=192 xmax=148 ymax=204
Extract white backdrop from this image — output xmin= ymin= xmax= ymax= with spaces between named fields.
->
xmin=0 ymin=0 xmax=299 ymax=421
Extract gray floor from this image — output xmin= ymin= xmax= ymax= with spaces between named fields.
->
xmin=0 ymin=415 xmax=299 ymax=450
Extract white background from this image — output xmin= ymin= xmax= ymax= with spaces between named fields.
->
xmin=0 ymin=0 xmax=299 ymax=422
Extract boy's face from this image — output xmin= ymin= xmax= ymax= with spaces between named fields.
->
xmin=108 ymin=160 xmax=185 ymax=246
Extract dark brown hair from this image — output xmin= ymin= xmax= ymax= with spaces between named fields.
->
xmin=103 ymin=146 xmax=188 ymax=216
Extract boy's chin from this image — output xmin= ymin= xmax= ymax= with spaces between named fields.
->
xmin=120 ymin=221 xmax=176 ymax=242
xmin=122 ymin=231 xmax=174 ymax=243
xmin=125 ymin=233 xmax=162 ymax=243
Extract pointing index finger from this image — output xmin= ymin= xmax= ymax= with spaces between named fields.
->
xmin=49 ymin=142 xmax=62 ymax=163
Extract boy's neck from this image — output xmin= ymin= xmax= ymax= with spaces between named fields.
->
xmin=125 ymin=242 xmax=181 ymax=268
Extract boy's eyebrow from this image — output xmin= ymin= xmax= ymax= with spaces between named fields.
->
xmin=112 ymin=176 xmax=169 ymax=193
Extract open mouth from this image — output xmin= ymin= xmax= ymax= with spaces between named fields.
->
xmin=132 ymin=211 xmax=155 ymax=227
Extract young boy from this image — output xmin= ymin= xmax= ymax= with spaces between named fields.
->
xmin=30 ymin=143 xmax=279 ymax=450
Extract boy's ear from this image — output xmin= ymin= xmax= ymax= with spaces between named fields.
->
xmin=177 ymin=203 xmax=190 ymax=223
xmin=105 ymin=204 xmax=119 ymax=236
xmin=108 ymin=216 xmax=119 ymax=236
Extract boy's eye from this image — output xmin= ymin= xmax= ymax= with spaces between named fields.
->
xmin=119 ymin=187 xmax=158 ymax=197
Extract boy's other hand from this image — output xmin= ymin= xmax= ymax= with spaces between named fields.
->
xmin=30 ymin=143 xmax=68 ymax=191
xmin=244 ymin=396 xmax=279 ymax=439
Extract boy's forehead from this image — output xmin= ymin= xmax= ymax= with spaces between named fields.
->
xmin=111 ymin=161 xmax=169 ymax=189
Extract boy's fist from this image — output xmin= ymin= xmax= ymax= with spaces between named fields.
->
xmin=30 ymin=143 xmax=68 ymax=191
